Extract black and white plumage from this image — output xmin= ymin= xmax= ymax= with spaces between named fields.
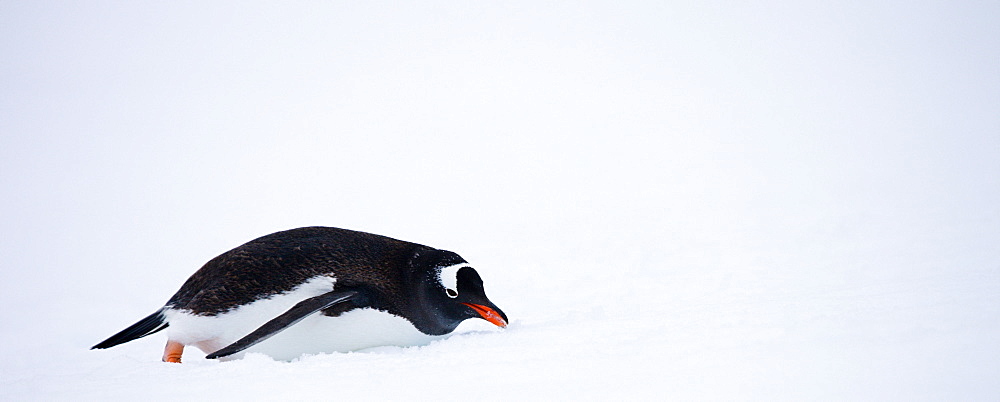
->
xmin=91 ymin=227 xmax=508 ymax=362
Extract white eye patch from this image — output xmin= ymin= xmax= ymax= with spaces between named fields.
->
xmin=437 ymin=263 xmax=466 ymax=296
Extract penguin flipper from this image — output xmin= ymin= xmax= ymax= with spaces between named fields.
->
xmin=206 ymin=290 xmax=359 ymax=359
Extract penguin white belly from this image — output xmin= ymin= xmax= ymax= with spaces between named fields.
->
xmin=163 ymin=276 xmax=444 ymax=361
xmin=239 ymin=308 xmax=444 ymax=361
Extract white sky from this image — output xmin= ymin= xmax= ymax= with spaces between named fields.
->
xmin=3 ymin=0 xmax=998 ymax=277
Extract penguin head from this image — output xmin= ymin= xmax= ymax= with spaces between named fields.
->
xmin=408 ymin=248 xmax=508 ymax=334
xmin=437 ymin=264 xmax=508 ymax=329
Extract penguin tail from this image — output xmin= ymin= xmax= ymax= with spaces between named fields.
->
xmin=91 ymin=309 xmax=169 ymax=350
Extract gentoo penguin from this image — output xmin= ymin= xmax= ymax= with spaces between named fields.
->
xmin=91 ymin=226 xmax=507 ymax=362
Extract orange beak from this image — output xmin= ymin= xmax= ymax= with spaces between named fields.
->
xmin=461 ymin=303 xmax=508 ymax=328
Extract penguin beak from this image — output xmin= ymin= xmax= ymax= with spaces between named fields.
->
xmin=461 ymin=303 xmax=508 ymax=328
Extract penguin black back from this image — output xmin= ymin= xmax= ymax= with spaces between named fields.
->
xmin=166 ymin=227 xmax=429 ymax=315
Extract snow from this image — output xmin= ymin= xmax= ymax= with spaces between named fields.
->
xmin=2 ymin=1 xmax=999 ymax=400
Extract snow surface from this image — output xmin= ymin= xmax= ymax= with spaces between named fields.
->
xmin=2 ymin=1 xmax=999 ymax=400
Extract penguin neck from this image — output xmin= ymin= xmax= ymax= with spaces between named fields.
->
xmin=403 ymin=287 xmax=464 ymax=336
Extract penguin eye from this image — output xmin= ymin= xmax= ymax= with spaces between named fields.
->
xmin=445 ymin=288 xmax=458 ymax=298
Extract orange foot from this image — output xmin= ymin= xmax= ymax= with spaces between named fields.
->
xmin=162 ymin=340 xmax=184 ymax=363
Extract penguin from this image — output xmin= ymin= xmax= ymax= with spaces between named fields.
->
xmin=91 ymin=226 xmax=508 ymax=362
